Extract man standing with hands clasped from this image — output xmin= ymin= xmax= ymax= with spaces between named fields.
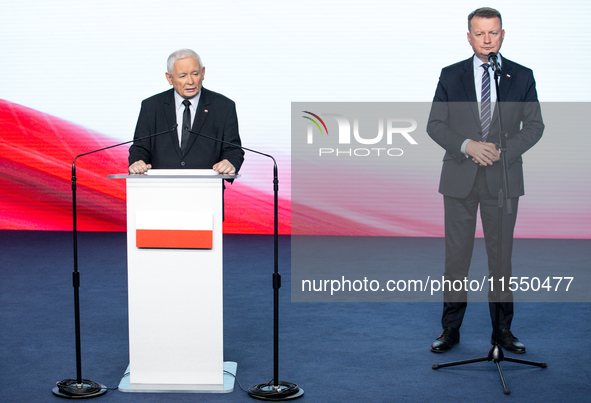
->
xmin=128 ymin=49 xmax=244 ymax=175
xmin=427 ymin=8 xmax=544 ymax=353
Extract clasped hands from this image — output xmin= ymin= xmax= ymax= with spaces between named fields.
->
xmin=466 ymin=140 xmax=500 ymax=166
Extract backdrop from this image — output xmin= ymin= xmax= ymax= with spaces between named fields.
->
xmin=1 ymin=0 xmax=589 ymax=237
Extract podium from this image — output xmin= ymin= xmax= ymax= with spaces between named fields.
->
xmin=109 ymin=169 xmax=238 ymax=393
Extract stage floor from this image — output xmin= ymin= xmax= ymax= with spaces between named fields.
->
xmin=1 ymin=231 xmax=589 ymax=402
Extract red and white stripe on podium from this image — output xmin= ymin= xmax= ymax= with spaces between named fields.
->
xmin=135 ymin=211 xmax=213 ymax=249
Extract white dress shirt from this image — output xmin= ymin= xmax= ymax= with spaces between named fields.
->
xmin=173 ymin=90 xmax=201 ymax=147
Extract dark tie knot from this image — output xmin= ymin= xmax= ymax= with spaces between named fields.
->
xmin=182 ymin=100 xmax=191 ymax=108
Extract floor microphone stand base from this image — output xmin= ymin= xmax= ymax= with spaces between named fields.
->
xmin=432 ymin=343 xmax=547 ymax=395
xmin=52 ymin=380 xmax=108 ymax=399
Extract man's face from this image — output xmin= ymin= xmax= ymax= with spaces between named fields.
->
xmin=467 ymin=16 xmax=505 ymax=63
xmin=165 ymin=56 xmax=205 ymax=99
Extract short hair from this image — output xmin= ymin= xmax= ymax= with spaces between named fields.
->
xmin=468 ymin=7 xmax=502 ymax=31
xmin=167 ymin=49 xmax=204 ymax=74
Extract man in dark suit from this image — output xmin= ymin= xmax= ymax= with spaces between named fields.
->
xmin=427 ymin=8 xmax=544 ymax=353
xmin=128 ymin=49 xmax=244 ymax=175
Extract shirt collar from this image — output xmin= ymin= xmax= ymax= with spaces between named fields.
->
xmin=173 ymin=90 xmax=201 ymax=111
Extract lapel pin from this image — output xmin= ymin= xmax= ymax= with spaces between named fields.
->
xmin=506 ymin=74 xmax=511 ymax=78
xmin=204 ymin=109 xmax=208 ymax=113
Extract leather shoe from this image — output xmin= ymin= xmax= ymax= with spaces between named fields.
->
xmin=431 ymin=327 xmax=459 ymax=353
xmin=492 ymin=329 xmax=526 ymax=354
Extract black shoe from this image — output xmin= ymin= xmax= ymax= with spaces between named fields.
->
xmin=431 ymin=327 xmax=460 ymax=353
xmin=492 ymin=329 xmax=526 ymax=354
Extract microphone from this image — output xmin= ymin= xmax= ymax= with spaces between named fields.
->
xmin=74 ymin=124 xmax=178 ymax=169
xmin=53 ymin=123 xmax=177 ymax=399
xmin=187 ymin=129 xmax=270 ymax=163
xmin=487 ymin=52 xmax=501 ymax=73
xmin=188 ymin=127 xmax=278 ymax=263
xmin=187 ymin=132 xmax=302 ymax=400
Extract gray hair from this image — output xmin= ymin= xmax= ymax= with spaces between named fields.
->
xmin=167 ymin=49 xmax=204 ymax=74
xmin=468 ymin=7 xmax=502 ymax=31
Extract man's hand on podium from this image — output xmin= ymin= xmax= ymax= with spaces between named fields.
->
xmin=129 ymin=160 xmax=152 ymax=174
xmin=212 ymin=159 xmax=236 ymax=175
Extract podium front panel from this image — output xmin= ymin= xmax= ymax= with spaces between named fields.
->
xmin=125 ymin=176 xmax=223 ymax=389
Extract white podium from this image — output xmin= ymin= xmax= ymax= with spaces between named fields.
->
xmin=109 ymin=169 xmax=238 ymax=393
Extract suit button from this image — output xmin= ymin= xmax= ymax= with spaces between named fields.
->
xmin=181 ymin=161 xmax=186 ymax=166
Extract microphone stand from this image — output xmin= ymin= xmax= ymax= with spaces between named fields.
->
xmin=432 ymin=59 xmax=547 ymax=395
xmin=189 ymin=130 xmax=304 ymax=401
xmin=53 ymin=126 xmax=176 ymax=399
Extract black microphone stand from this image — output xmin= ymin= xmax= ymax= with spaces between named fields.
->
xmin=432 ymin=58 xmax=547 ymax=395
xmin=53 ymin=127 xmax=176 ymax=399
xmin=189 ymin=130 xmax=304 ymax=401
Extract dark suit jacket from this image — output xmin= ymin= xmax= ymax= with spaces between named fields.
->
xmin=427 ymin=56 xmax=544 ymax=199
xmin=128 ymin=87 xmax=244 ymax=172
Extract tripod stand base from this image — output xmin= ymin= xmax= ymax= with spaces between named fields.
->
xmin=248 ymin=381 xmax=304 ymax=401
xmin=432 ymin=344 xmax=547 ymax=395
xmin=52 ymin=379 xmax=107 ymax=399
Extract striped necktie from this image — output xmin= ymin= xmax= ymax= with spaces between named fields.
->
xmin=480 ymin=63 xmax=491 ymax=142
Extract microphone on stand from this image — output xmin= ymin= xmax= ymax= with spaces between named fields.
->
xmin=53 ymin=125 xmax=177 ymax=399
xmin=488 ymin=52 xmax=502 ymax=73
xmin=187 ymin=129 xmax=268 ymax=164
xmin=187 ymin=129 xmax=304 ymax=401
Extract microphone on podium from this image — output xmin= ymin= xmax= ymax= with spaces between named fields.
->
xmin=53 ymin=125 xmax=178 ymax=399
xmin=187 ymin=129 xmax=273 ymax=165
xmin=186 ymin=129 xmax=304 ymax=400
xmin=74 ymin=124 xmax=179 ymax=174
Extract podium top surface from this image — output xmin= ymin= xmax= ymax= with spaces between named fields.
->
xmin=108 ymin=169 xmax=239 ymax=180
